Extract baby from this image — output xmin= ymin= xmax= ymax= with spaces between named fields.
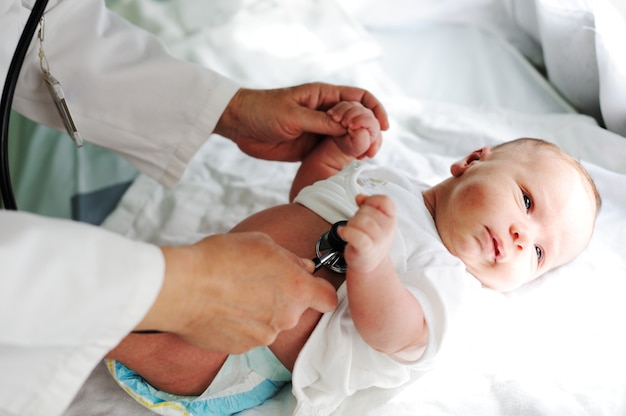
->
xmin=107 ymin=102 xmax=600 ymax=416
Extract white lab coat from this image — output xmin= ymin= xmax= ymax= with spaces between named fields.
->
xmin=0 ymin=1 xmax=239 ymax=415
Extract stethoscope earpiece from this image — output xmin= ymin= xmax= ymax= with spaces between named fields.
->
xmin=313 ymin=220 xmax=348 ymax=274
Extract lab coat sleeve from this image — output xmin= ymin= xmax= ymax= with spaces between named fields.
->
xmin=0 ymin=210 xmax=165 ymax=416
xmin=9 ymin=0 xmax=240 ymax=188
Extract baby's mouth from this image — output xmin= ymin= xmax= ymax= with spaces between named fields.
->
xmin=486 ymin=228 xmax=501 ymax=261
xmin=493 ymin=238 xmax=500 ymax=259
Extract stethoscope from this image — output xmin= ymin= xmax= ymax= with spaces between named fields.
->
xmin=313 ymin=220 xmax=348 ymax=274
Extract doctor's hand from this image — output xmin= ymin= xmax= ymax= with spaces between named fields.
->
xmin=134 ymin=232 xmax=338 ymax=353
xmin=214 ymin=82 xmax=388 ymax=162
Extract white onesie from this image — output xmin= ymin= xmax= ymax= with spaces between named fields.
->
xmin=292 ymin=161 xmax=483 ymax=416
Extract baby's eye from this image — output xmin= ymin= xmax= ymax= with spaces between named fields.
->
xmin=535 ymin=245 xmax=543 ymax=262
xmin=523 ymin=193 xmax=532 ymax=211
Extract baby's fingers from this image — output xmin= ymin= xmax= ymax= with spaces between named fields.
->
xmin=344 ymin=128 xmax=375 ymax=159
xmin=327 ymin=101 xmax=363 ymax=125
xmin=340 ymin=195 xmax=396 ymax=249
xmin=354 ymin=194 xmax=396 ymax=218
xmin=339 ymin=224 xmax=377 ymax=258
xmin=339 ymin=196 xmax=397 ymax=273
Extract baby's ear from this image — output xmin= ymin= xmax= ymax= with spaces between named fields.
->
xmin=450 ymin=146 xmax=491 ymax=177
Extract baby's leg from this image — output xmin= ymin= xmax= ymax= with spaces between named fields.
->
xmin=107 ymin=203 xmax=337 ymax=395
xmin=107 ymin=332 xmax=227 ymax=396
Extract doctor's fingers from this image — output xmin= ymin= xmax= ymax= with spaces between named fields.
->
xmin=210 ymin=262 xmax=337 ymax=352
xmin=242 ymin=241 xmax=339 ymax=318
xmin=203 ymin=232 xmax=337 ymax=322
xmin=308 ymin=83 xmax=390 ymax=130
xmin=289 ymin=85 xmax=387 ymax=133
xmin=169 ymin=233 xmax=337 ymax=353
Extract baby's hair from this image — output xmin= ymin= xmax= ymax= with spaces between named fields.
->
xmin=493 ymin=138 xmax=602 ymax=216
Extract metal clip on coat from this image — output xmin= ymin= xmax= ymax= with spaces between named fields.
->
xmin=38 ymin=16 xmax=83 ymax=147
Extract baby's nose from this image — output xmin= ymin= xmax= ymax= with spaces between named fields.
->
xmin=513 ymin=232 xmax=525 ymax=251
xmin=511 ymin=222 xmax=533 ymax=252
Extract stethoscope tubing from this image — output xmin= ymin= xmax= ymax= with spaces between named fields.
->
xmin=0 ymin=0 xmax=49 ymax=209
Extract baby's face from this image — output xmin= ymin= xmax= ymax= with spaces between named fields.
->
xmin=435 ymin=145 xmax=596 ymax=292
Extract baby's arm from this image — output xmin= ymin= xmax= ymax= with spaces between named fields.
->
xmin=289 ymin=101 xmax=381 ymax=201
xmin=340 ymin=195 xmax=428 ymax=358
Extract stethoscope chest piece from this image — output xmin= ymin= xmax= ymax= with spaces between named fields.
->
xmin=314 ymin=220 xmax=348 ymax=274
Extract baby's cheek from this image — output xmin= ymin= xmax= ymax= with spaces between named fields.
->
xmin=458 ymin=182 xmax=489 ymax=208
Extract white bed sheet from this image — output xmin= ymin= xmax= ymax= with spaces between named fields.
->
xmin=64 ymin=1 xmax=626 ymax=415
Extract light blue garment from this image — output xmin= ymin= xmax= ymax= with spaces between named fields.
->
xmin=108 ymin=346 xmax=291 ymax=416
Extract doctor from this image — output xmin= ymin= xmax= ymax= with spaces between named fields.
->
xmin=0 ymin=1 xmax=388 ymax=416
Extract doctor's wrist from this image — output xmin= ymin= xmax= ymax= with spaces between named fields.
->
xmin=134 ymin=245 xmax=200 ymax=335
xmin=214 ymin=87 xmax=245 ymax=142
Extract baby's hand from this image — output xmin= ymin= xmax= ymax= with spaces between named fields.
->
xmin=327 ymin=101 xmax=382 ymax=159
xmin=339 ymin=194 xmax=396 ymax=274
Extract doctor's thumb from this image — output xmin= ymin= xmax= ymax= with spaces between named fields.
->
xmin=298 ymin=257 xmax=338 ymax=313
xmin=307 ymin=277 xmax=339 ymax=313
